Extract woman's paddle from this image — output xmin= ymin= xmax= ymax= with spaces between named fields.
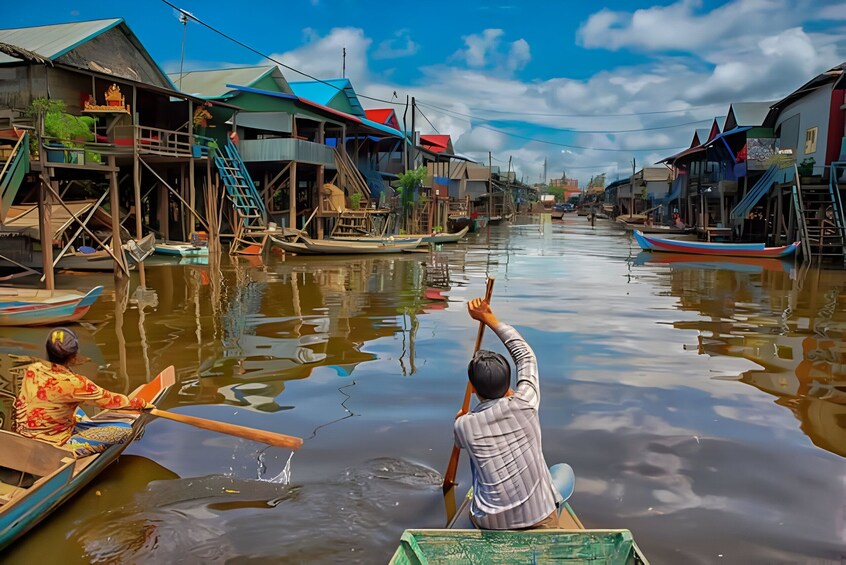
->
xmin=147 ymin=408 xmax=303 ymax=450
xmin=442 ymin=277 xmax=495 ymax=495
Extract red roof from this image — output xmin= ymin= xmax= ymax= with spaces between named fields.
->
xmin=420 ymin=134 xmax=452 ymax=153
xmin=365 ymin=109 xmax=400 ymax=129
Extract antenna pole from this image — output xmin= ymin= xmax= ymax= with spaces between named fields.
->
xmin=178 ymin=11 xmax=188 ymax=90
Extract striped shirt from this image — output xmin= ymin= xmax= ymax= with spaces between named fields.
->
xmin=454 ymin=322 xmax=560 ymax=530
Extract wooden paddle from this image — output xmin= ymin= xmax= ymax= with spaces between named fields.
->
xmin=442 ymin=277 xmax=495 ymax=494
xmin=147 ymin=408 xmax=303 ymax=450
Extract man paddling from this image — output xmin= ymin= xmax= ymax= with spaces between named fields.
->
xmin=14 ymin=327 xmax=153 ymax=457
xmin=453 ymin=298 xmax=562 ymax=530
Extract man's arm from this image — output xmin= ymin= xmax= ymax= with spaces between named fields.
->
xmin=467 ymin=298 xmax=540 ymax=408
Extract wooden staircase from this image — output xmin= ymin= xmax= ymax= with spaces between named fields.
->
xmin=329 ymin=210 xmax=371 ymax=237
xmin=213 ymin=140 xmax=268 ymax=254
xmin=794 ymin=172 xmax=846 ymax=265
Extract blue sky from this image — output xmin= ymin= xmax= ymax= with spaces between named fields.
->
xmin=5 ymin=0 xmax=846 ymax=184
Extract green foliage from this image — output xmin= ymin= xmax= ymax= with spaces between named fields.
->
xmin=27 ymin=98 xmax=98 ymax=162
xmin=396 ymin=166 xmax=427 ymax=208
xmin=350 ymin=192 xmax=362 ymax=209
xmin=432 ymin=225 xmax=443 ymax=233
xmin=797 ymin=157 xmax=816 ymax=177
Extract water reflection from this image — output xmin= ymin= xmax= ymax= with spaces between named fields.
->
xmin=5 ymin=218 xmax=846 ymax=564
xmin=658 ymin=255 xmax=846 ymax=458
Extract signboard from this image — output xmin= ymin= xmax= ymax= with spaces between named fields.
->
xmin=746 ymin=138 xmax=777 ymax=171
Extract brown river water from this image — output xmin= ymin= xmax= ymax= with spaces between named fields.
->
xmin=2 ymin=215 xmax=845 ymax=564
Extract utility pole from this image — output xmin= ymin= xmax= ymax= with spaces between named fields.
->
xmin=342 ymin=47 xmax=346 ymax=78
xmin=178 ymin=11 xmax=188 ymax=90
xmin=630 ymin=157 xmax=636 ymax=219
xmin=402 ymin=95 xmax=409 ymax=172
xmin=488 ymin=151 xmax=493 ymax=219
xmin=410 ymin=97 xmax=416 ymax=169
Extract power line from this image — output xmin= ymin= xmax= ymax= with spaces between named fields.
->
xmin=161 ymin=0 xmax=403 ymax=106
xmin=417 ymin=101 xmax=719 ymax=134
xmin=416 ymin=105 xmax=440 ymax=134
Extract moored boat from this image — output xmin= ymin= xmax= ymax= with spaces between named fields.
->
xmin=0 ymin=366 xmax=175 ymax=550
xmin=270 ymin=235 xmax=421 ymax=255
xmin=332 ymin=226 xmax=470 ymax=245
xmin=0 ymin=286 xmax=103 ymax=326
xmin=154 ymin=242 xmax=209 ymax=257
xmin=634 ymin=230 xmax=800 ymax=258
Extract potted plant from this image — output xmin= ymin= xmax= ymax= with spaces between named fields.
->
xmin=798 ymin=157 xmax=816 ymax=181
xmin=27 ymin=98 xmax=98 ymax=164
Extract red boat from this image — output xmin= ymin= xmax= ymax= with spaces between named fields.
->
xmin=634 ymin=230 xmax=800 ymax=258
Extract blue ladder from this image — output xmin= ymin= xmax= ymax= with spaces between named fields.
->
xmin=212 ymin=139 xmax=267 ymax=254
xmin=0 ymin=132 xmax=29 ymax=223
xmin=730 ymin=164 xmax=785 ymax=227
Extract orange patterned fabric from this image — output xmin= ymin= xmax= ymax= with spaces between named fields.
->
xmin=14 ymin=361 xmax=146 ymax=447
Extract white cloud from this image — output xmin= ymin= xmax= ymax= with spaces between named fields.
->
xmin=456 ymin=28 xmax=504 ymax=67
xmin=506 ymin=39 xmax=531 ymax=71
xmin=269 ymin=27 xmax=372 ymax=82
xmin=814 ymin=2 xmax=846 ymax=19
xmin=577 ymin=0 xmax=791 ymax=53
xmin=373 ymin=29 xmax=418 ymax=60
xmin=254 ymin=7 xmax=844 ymax=187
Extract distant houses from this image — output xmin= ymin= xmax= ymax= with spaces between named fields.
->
xmin=607 ymin=62 xmax=846 ymax=263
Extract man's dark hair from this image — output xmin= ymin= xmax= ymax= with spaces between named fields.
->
xmin=468 ymin=350 xmax=511 ymax=399
xmin=45 ymin=327 xmax=79 ymax=365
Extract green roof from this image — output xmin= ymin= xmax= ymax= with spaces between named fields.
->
xmin=0 ymin=18 xmax=123 ymax=64
xmin=0 ymin=18 xmax=176 ymax=90
xmin=170 ymin=65 xmax=291 ymax=99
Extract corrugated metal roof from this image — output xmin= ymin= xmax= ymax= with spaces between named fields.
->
xmin=365 ymin=108 xmax=399 ymax=129
xmin=170 ymin=66 xmax=283 ymax=99
xmin=420 ymin=134 xmax=452 ymax=153
xmin=723 ymin=101 xmax=774 ymax=131
xmin=0 ymin=18 xmax=122 ymax=65
xmin=225 ymin=84 xmax=402 ymax=139
xmin=288 ymin=78 xmax=365 ymax=117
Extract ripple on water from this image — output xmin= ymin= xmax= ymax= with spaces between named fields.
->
xmin=70 ymin=458 xmax=442 ymax=564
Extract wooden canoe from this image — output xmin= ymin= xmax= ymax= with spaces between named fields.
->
xmin=270 ymin=235 xmax=421 ymax=255
xmin=391 ymin=490 xmax=649 ymax=564
xmin=0 ymin=366 xmax=175 ymax=550
xmin=0 ymin=286 xmax=103 ymax=326
xmin=634 ymin=230 xmax=801 ymax=258
xmin=332 ymin=226 xmax=470 ymax=245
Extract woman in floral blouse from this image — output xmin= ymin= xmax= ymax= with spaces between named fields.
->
xmin=14 ymin=328 xmax=154 ymax=457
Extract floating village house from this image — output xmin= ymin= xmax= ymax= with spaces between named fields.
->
xmin=656 ymin=62 xmax=846 ymax=263
xmin=0 ymin=18 xmax=253 ymax=285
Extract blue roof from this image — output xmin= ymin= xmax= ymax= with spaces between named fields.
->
xmin=226 ymin=84 xmax=402 ymax=138
xmin=705 ymin=126 xmax=752 ymax=147
xmin=288 ymin=79 xmax=365 ymax=117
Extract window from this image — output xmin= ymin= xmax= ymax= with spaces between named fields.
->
xmin=805 ymin=127 xmax=818 ymax=154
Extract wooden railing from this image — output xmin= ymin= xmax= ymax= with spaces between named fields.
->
xmin=113 ymin=125 xmax=196 ymax=157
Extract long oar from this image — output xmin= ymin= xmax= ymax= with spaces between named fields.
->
xmin=147 ymin=408 xmax=303 ymax=450
xmin=442 ymin=277 xmax=495 ymax=494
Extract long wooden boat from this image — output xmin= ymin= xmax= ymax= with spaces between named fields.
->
xmin=0 ymin=366 xmax=175 ymax=550
xmin=270 ymin=235 xmax=421 ymax=255
xmin=391 ymin=489 xmax=649 ymax=564
xmin=332 ymin=226 xmax=470 ymax=245
xmin=634 ymin=230 xmax=801 ymax=258
xmin=619 ymin=221 xmax=693 ymax=235
xmin=0 ymin=286 xmax=103 ymax=326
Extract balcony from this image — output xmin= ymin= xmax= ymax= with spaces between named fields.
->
xmin=239 ymin=138 xmax=335 ymax=166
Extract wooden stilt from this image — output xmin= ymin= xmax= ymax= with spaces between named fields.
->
xmin=289 ymin=161 xmax=298 ymax=230
xmin=38 ymin=178 xmax=55 ymax=290
xmin=109 ymin=155 xmax=127 ymax=281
